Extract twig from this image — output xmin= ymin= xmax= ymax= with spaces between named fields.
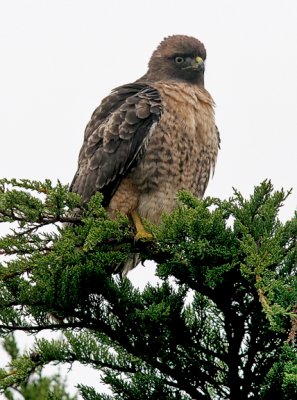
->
xmin=256 ymin=274 xmax=271 ymax=312
xmin=286 ymin=306 xmax=297 ymax=344
xmin=0 ymin=210 xmax=82 ymax=226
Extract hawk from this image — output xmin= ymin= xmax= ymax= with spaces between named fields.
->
xmin=70 ymin=35 xmax=220 ymax=274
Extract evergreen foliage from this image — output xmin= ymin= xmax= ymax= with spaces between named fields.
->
xmin=1 ymin=333 xmax=77 ymax=400
xmin=0 ymin=178 xmax=296 ymax=399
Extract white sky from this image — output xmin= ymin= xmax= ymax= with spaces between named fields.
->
xmin=0 ymin=0 xmax=296 ymax=398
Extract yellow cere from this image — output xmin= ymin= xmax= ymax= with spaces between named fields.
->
xmin=195 ymin=56 xmax=203 ymax=64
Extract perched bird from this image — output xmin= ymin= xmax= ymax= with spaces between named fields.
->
xmin=70 ymin=35 xmax=220 ymax=274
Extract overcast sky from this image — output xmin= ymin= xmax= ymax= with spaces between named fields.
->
xmin=0 ymin=0 xmax=296 ymax=397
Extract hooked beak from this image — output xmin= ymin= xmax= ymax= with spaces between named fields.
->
xmin=182 ymin=56 xmax=205 ymax=72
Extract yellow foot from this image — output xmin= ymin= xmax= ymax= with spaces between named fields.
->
xmin=131 ymin=210 xmax=153 ymax=241
xmin=135 ymin=229 xmax=153 ymax=241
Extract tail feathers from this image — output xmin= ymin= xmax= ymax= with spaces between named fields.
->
xmin=113 ymin=253 xmax=141 ymax=277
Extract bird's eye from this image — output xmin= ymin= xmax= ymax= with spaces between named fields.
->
xmin=175 ymin=56 xmax=185 ymax=64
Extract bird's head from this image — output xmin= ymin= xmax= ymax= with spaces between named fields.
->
xmin=145 ymin=35 xmax=206 ymax=86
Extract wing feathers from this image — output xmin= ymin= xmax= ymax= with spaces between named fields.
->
xmin=70 ymin=83 xmax=163 ymax=205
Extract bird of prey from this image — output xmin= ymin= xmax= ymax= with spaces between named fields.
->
xmin=70 ymin=34 xmax=220 ymax=274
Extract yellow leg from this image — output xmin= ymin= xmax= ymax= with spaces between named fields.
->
xmin=131 ymin=210 xmax=153 ymax=241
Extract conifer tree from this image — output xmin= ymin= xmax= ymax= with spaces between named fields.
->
xmin=0 ymin=178 xmax=296 ymax=399
xmin=1 ymin=333 xmax=77 ymax=400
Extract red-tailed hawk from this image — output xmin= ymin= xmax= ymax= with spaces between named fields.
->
xmin=70 ymin=35 xmax=220 ymax=274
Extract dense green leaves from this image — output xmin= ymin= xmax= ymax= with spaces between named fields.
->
xmin=0 ymin=179 xmax=296 ymax=399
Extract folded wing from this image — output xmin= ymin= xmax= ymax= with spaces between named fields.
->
xmin=70 ymin=83 xmax=163 ymax=204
